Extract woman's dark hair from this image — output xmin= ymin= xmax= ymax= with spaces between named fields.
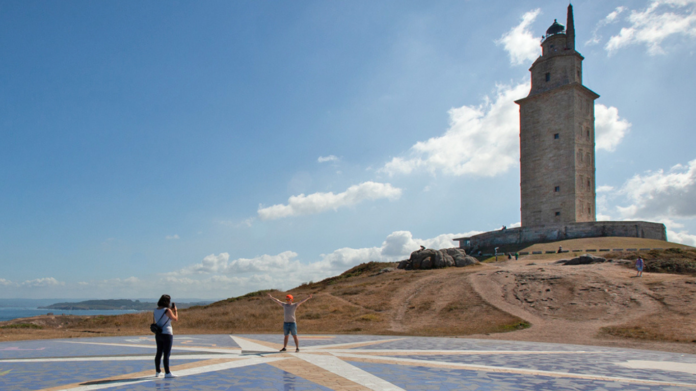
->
xmin=158 ymin=294 xmax=171 ymax=308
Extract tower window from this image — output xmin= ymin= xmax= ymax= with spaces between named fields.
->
xmin=545 ymin=73 xmax=550 ymax=82
xmin=555 ymin=211 xmax=561 ymax=216
xmin=554 ymin=133 xmax=559 ymax=139
xmin=554 ymin=186 xmax=560 ymax=192
xmin=587 ymin=179 xmax=591 ymax=189
xmin=588 ymin=207 xmax=591 ymax=215
xmin=586 ymin=130 xmax=590 ymax=139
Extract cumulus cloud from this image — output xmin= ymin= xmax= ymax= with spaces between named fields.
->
xmin=317 ymin=155 xmax=339 ymax=163
xmin=163 ymin=230 xmax=481 ymax=297
xmin=616 ymin=159 xmax=696 ymax=220
xmin=595 ymin=104 xmax=631 ymax=152
xmin=666 ymin=228 xmax=696 ymax=246
xmin=381 ymin=82 xmax=529 ymax=177
xmin=258 ymin=181 xmax=402 ymax=220
xmin=496 ymin=9 xmax=542 ymax=66
xmin=166 ymin=234 xmax=180 ymax=240
xmin=587 ymin=6 xmax=627 ymax=45
xmin=0 ymin=230 xmax=488 ymax=299
xmin=171 ymin=251 xmax=300 ymax=276
xmin=590 ymin=160 xmax=696 ymax=246
xmin=605 ymin=0 xmax=696 ymax=55
xmin=323 ymin=230 xmax=481 ymax=267
xmin=20 ymin=277 xmax=64 ymax=287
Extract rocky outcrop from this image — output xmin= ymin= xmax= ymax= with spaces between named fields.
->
xmin=397 ymin=248 xmax=479 ymax=270
xmin=556 ymin=254 xmax=607 ymax=266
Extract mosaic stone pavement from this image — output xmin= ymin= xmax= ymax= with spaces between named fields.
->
xmin=1 ymin=334 xmax=696 ymax=390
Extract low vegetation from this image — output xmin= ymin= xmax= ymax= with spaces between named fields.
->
xmin=4 ymin=240 xmax=696 ymax=350
xmin=606 ymin=247 xmax=696 ymax=275
xmin=0 ymin=261 xmax=524 ymax=340
xmin=1 ymin=323 xmax=43 ymax=329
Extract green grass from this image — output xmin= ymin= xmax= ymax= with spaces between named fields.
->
xmin=606 ymin=247 xmax=696 ymax=275
xmin=1 ymin=323 xmax=43 ymax=329
xmin=494 ymin=321 xmax=531 ymax=333
xmin=600 ymin=325 xmax=667 ymax=341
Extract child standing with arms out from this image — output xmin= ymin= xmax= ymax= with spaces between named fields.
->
xmin=268 ymin=293 xmax=313 ymax=352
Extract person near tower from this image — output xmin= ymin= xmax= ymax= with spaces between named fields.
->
xmin=635 ymin=257 xmax=645 ymax=277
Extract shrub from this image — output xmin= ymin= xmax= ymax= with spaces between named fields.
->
xmin=1 ymin=323 xmax=43 ymax=329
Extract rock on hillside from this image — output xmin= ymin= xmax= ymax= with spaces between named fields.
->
xmin=556 ymin=254 xmax=607 ymax=266
xmin=397 ymin=248 xmax=479 ymax=270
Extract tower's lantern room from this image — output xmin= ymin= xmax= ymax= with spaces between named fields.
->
xmin=541 ymin=20 xmax=567 ymax=56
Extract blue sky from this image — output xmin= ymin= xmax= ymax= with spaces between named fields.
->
xmin=1 ymin=0 xmax=695 ymax=299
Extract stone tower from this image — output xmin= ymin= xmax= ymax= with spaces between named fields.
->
xmin=515 ymin=4 xmax=599 ymax=227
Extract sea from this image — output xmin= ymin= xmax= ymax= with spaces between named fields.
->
xmin=0 ymin=308 xmax=143 ymax=322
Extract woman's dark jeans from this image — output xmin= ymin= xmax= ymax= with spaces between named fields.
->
xmin=155 ymin=333 xmax=173 ymax=373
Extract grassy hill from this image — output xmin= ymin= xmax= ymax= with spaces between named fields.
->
xmin=0 ymin=261 xmax=527 ymax=341
xmin=2 ymin=238 xmax=696 ymax=354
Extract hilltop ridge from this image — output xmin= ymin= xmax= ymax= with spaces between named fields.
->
xmin=2 ymin=239 xmax=696 ymax=354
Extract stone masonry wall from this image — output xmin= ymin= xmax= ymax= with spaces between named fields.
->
xmin=455 ymin=221 xmax=667 ymax=253
xmin=517 ymin=31 xmax=599 ymax=227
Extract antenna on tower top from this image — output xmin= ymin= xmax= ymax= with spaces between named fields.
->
xmin=566 ymin=3 xmax=575 ymax=50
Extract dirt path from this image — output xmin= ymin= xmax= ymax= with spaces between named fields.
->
xmin=389 ymin=273 xmax=444 ymax=332
xmin=466 ymin=260 xmax=696 ymax=353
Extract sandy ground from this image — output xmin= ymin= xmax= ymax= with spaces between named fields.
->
xmin=464 ymin=256 xmax=696 ymax=354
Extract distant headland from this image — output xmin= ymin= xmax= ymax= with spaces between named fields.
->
xmin=39 ymin=299 xmax=212 ymax=311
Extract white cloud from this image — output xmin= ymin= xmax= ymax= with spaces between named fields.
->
xmin=667 ymin=228 xmax=696 ymax=246
xmin=258 ymin=181 xmax=402 ymax=220
xmin=164 ymin=230 xmax=480 ymax=296
xmin=318 ymin=155 xmax=339 ymax=163
xmin=171 ymin=251 xmax=300 ymax=276
xmin=595 ymin=104 xmax=631 ymax=152
xmin=21 ymin=277 xmax=63 ymax=287
xmin=616 ymin=159 xmax=696 ymax=220
xmin=591 ymin=161 xmax=696 ymax=246
xmin=496 ymin=9 xmax=542 ymax=66
xmin=596 ymin=213 xmax=613 ymax=221
xmin=0 ymin=230 xmax=487 ymax=299
xmin=587 ymin=6 xmax=627 ymax=45
xmin=240 ymin=218 xmax=255 ymax=227
xmin=326 ymin=230 xmax=482 ymax=265
xmin=605 ymin=0 xmax=696 ymax=55
xmin=381 ymin=82 xmax=529 ymax=177
xmin=166 ymin=234 xmax=180 ymax=240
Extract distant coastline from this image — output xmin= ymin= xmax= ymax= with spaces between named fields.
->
xmin=0 ymin=308 xmax=142 ymax=322
xmin=39 ymin=299 xmax=212 ymax=311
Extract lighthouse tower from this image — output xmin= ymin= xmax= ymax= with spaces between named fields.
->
xmin=515 ymin=4 xmax=599 ymax=227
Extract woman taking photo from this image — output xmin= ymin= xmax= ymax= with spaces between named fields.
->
xmin=153 ymin=294 xmax=178 ymax=378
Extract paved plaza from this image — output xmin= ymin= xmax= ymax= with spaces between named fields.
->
xmin=1 ymin=334 xmax=696 ymax=390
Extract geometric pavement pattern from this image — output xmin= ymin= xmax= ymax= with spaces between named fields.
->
xmin=1 ymin=334 xmax=696 ymax=390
